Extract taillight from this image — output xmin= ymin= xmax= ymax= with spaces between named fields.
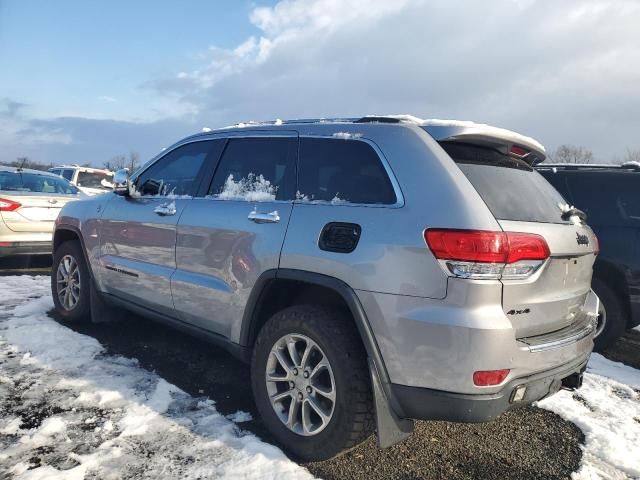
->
xmin=0 ymin=198 xmax=21 ymax=212
xmin=505 ymin=233 xmax=550 ymax=263
xmin=509 ymin=145 xmax=529 ymax=158
xmin=593 ymin=234 xmax=600 ymax=256
xmin=473 ymin=369 xmax=510 ymax=386
xmin=424 ymin=229 xmax=550 ymax=280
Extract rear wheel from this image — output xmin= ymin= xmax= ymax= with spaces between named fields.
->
xmin=51 ymin=240 xmax=90 ymax=322
xmin=592 ymin=279 xmax=626 ymax=352
xmin=251 ymin=305 xmax=374 ymax=461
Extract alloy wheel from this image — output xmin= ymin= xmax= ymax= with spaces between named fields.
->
xmin=265 ymin=333 xmax=336 ymax=436
xmin=56 ymin=254 xmax=81 ymax=311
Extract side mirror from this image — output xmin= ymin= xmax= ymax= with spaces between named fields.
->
xmin=113 ymin=168 xmax=130 ymax=196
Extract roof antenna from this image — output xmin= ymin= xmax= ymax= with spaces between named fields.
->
xmin=16 ymin=157 xmax=27 ymax=172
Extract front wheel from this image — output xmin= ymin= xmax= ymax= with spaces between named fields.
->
xmin=51 ymin=240 xmax=90 ymax=322
xmin=251 ymin=305 xmax=374 ymax=461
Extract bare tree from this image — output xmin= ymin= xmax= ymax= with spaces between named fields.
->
xmin=104 ymin=151 xmax=141 ymax=172
xmin=127 ymin=151 xmax=141 ymax=173
xmin=549 ymin=145 xmax=594 ymax=164
xmin=5 ymin=156 xmax=50 ymax=171
xmin=623 ymin=148 xmax=640 ymax=164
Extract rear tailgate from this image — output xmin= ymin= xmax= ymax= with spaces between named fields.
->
xmin=439 ymin=141 xmax=598 ymax=338
xmin=498 ymin=220 xmax=596 ymax=337
xmin=1 ymin=193 xmax=77 ymax=232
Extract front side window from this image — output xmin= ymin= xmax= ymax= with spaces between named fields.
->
xmin=61 ymin=169 xmax=74 ymax=181
xmin=134 ymin=141 xmax=214 ymax=197
xmin=297 ymin=138 xmax=396 ymax=204
xmin=208 ymin=137 xmax=297 ymax=201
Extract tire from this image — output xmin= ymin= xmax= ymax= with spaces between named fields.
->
xmin=592 ymin=278 xmax=626 ymax=352
xmin=251 ymin=304 xmax=374 ymax=461
xmin=51 ymin=240 xmax=91 ymax=322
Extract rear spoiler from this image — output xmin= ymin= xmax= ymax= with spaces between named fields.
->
xmin=420 ymin=120 xmax=547 ymax=166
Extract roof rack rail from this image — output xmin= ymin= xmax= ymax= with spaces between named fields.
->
xmin=354 ymin=116 xmax=402 ymax=124
xmin=537 ymin=163 xmax=640 ymax=172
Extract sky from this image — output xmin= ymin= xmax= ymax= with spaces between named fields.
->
xmin=1 ymin=0 xmax=640 ymax=167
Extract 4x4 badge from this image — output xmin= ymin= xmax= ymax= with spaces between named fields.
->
xmin=576 ymin=232 xmax=589 ymax=246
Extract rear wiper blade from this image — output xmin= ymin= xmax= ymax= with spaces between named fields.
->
xmin=561 ymin=207 xmax=587 ymax=221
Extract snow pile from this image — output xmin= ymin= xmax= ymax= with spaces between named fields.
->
xmin=153 ymin=200 xmax=176 ymax=215
xmin=538 ymin=353 xmax=640 ymax=479
xmin=332 ymin=132 xmax=362 ymax=139
xmin=0 ymin=276 xmax=312 ymax=479
xmin=214 ymin=173 xmax=277 ymax=202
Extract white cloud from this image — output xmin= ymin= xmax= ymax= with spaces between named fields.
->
xmin=154 ymin=0 xmax=640 ymax=159
xmin=4 ymin=0 xmax=640 ymax=165
xmin=98 ymin=95 xmax=117 ymax=103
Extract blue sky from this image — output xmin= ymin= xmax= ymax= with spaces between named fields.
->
xmin=2 ymin=0 xmax=640 ymax=166
xmin=0 ymin=0 xmax=270 ymax=121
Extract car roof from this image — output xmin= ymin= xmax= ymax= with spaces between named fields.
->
xmin=0 ymin=165 xmax=68 ymax=178
xmin=50 ymin=165 xmax=111 ymax=173
xmin=191 ymin=115 xmax=546 ymax=164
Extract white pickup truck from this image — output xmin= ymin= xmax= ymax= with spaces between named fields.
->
xmin=48 ymin=165 xmax=113 ymax=196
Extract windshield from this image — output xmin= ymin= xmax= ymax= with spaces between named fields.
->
xmin=441 ymin=142 xmax=571 ymax=224
xmin=0 ymin=171 xmax=79 ymax=195
xmin=77 ymin=171 xmax=113 ymax=190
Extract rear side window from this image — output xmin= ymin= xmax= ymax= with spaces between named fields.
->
xmin=566 ymin=172 xmax=640 ymax=227
xmin=49 ymin=168 xmax=73 ymax=181
xmin=208 ymin=137 xmax=297 ymax=201
xmin=442 ymin=142 xmax=569 ymax=224
xmin=298 ymin=138 xmax=396 ymax=204
xmin=134 ymin=141 xmax=213 ymax=196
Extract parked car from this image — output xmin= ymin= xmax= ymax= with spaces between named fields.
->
xmin=49 ymin=165 xmax=113 ymax=196
xmin=537 ymin=162 xmax=640 ymax=350
xmin=0 ymin=166 xmax=84 ymax=258
xmin=50 ymin=117 xmax=599 ymax=461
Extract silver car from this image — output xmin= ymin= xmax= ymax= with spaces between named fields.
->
xmin=50 ymin=117 xmax=599 ymax=461
xmin=0 ymin=166 xmax=83 ymax=258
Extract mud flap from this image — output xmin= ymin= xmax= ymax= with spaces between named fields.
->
xmin=369 ymin=358 xmax=414 ymax=448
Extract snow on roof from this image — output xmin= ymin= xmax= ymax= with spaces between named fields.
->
xmin=211 ymin=115 xmax=546 ymax=156
xmin=384 ymin=115 xmax=546 ymax=154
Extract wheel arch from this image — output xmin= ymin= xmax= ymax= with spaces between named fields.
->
xmin=241 ymin=268 xmax=414 ymax=445
xmin=53 ymin=226 xmax=94 ymax=279
xmin=241 ymin=269 xmax=397 ymax=406
xmin=593 ymin=259 xmax=631 ymax=326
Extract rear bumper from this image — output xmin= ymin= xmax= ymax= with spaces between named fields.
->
xmin=0 ymin=241 xmax=52 ymax=257
xmin=392 ymin=353 xmax=589 ymax=422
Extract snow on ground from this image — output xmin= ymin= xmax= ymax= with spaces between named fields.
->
xmin=0 ymin=276 xmax=312 ymax=479
xmin=1 ymin=276 xmax=640 ymax=479
xmin=538 ymin=354 xmax=640 ymax=479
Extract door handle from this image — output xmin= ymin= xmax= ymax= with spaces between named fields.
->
xmin=248 ymin=209 xmax=280 ymax=224
xmin=154 ymin=201 xmax=177 ymax=216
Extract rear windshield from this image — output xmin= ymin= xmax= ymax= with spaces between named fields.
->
xmin=441 ymin=142 xmax=570 ymax=224
xmin=0 ymin=171 xmax=79 ymax=194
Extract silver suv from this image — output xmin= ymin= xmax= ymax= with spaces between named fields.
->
xmin=51 ymin=116 xmax=599 ymax=461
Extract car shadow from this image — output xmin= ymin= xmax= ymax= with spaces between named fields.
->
xmin=47 ymin=308 xmax=276 ymax=444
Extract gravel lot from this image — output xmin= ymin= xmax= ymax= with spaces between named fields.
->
xmin=61 ymin=306 xmax=584 ymax=480
xmin=3 ymin=267 xmax=639 ymax=479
